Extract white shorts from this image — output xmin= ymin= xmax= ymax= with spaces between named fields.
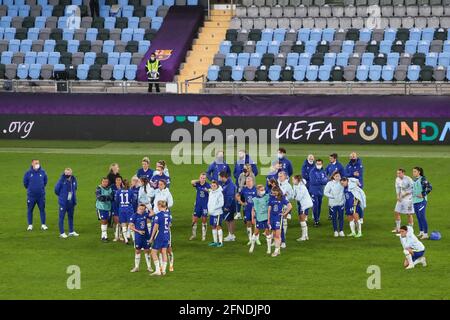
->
xmin=395 ymin=199 xmax=414 ymax=214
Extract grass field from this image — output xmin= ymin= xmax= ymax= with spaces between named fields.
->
xmin=0 ymin=141 xmax=449 ymax=300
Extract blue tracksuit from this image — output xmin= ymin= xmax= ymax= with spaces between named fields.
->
xmin=345 ymin=158 xmax=364 ymax=188
xmin=150 ymin=173 xmax=171 ymax=189
xmin=221 ymin=178 xmax=236 ymax=221
xmin=277 ymin=157 xmax=293 ymax=177
xmin=309 ymin=167 xmax=328 ymax=223
xmin=136 ymin=168 xmax=154 ymax=180
xmin=54 ymin=174 xmax=77 ymax=234
xmin=206 ymin=161 xmax=231 ymax=182
xmin=325 ymin=160 xmax=346 ymax=179
xmin=301 ymin=160 xmax=315 ymax=188
xmin=23 ymin=166 xmax=48 ymax=225
xmin=233 ymin=155 xmax=258 ymax=183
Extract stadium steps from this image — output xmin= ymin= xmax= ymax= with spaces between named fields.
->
xmin=176 ymin=9 xmax=231 ymax=93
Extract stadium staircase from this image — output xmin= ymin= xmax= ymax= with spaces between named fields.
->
xmin=176 ymin=8 xmax=231 ymax=93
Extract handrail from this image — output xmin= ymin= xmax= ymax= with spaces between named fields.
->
xmin=183 ymin=74 xmax=205 ymax=93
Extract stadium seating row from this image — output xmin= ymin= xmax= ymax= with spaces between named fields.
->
xmin=207 ymin=63 xmax=450 ymax=81
xmin=0 ymin=0 xmax=197 ymax=7
xmin=235 ymin=4 xmax=450 ymax=18
xmin=239 ymin=0 xmax=450 ymax=7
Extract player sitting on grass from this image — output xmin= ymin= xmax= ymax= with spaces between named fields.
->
xmin=129 ymin=204 xmax=152 ymax=273
xmin=399 ymin=225 xmax=427 ymax=270
xmin=341 ymin=177 xmax=366 ymax=238
xmin=268 ymin=187 xmax=292 ymax=257
xmin=236 ymin=176 xmax=257 ymax=246
xmin=190 ymin=173 xmax=210 ymax=241
xmin=207 ymin=180 xmax=224 ymax=248
xmin=149 ymin=200 xmax=172 ymax=276
xmin=115 ymin=179 xmax=135 ymax=245
xmin=95 ymin=177 xmax=113 ymax=242
xmin=292 ymin=175 xmax=313 ymax=241
xmin=250 ymin=185 xmax=270 ymax=254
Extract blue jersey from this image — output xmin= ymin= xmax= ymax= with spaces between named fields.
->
xmin=154 ymin=211 xmax=171 ymax=240
xmin=344 ymin=187 xmax=356 ymax=212
xmin=130 ymin=212 xmax=150 ymax=236
xmin=130 ymin=186 xmax=140 ymax=211
xmin=115 ymin=189 xmax=134 ymax=210
xmin=136 ymin=168 xmax=154 ymax=180
xmin=325 ymin=161 xmax=345 ymax=178
xmin=269 ymin=196 xmax=289 ymax=218
xmin=240 ymin=186 xmax=257 ymax=211
xmin=151 ymin=174 xmax=171 ymax=189
xmin=194 ymin=182 xmax=210 ymax=207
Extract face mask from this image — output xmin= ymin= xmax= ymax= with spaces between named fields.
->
xmin=33 ymin=164 xmax=40 ymax=170
xmin=316 ymin=165 xmax=322 ymax=170
xmin=65 ymin=174 xmax=71 ymax=179
xmin=308 ymin=160 xmax=314 ymax=165
xmin=150 ymin=57 xmax=156 ymax=61
xmin=259 ymin=191 xmax=265 ymax=196
xmin=277 ymin=153 xmax=284 ymax=159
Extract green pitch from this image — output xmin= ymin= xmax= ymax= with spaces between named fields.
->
xmin=0 ymin=141 xmax=449 ymax=300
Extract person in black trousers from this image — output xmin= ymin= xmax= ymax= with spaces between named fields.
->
xmin=90 ymin=0 xmax=100 ymax=18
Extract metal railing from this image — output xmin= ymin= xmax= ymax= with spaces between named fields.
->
xmin=182 ymin=74 xmax=205 ymax=93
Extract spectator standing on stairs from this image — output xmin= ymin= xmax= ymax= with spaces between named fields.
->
xmin=146 ymin=53 xmax=161 ymax=93
xmin=89 ymin=0 xmax=100 ymax=18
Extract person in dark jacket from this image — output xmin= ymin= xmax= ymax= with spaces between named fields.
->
xmin=301 ymin=154 xmax=315 ymax=188
xmin=309 ymin=159 xmax=329 ymax=227
xmin=55 ymin=168 xmax=78 ymax=238
xmin=345 ymin=152 xmax=364 ymax=188
xmin=89 ymin=0 xmax=100 ymax=18
xmin=325 ymin=153 xmax=346 ymax=179
xmin=23 ymin=159 xmax=48 ymax=231
xmin=220 ymin=171 xmax=237 ymax=242
xmin=206 ymin=151 xmax=231 ymax=182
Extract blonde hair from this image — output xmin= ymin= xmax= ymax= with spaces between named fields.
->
xmin=142 ymin=157 xmax=150 ymax=164
xmin=157 ymin=200 xmax=168 ymax=209
xmin=109 ymin=163 xmax=119 ymax=173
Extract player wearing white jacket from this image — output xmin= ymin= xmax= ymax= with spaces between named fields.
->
xmin=153 ymin=180 xmax=173 ymax=214
xmin=207 ymin=182 xmax=225 ymax=247
xmin=324 ymin=172 xmax=346 ymax=237
xmin=292 ymin=175 xmax=313 ymax=241
xmin=399 ymin=225 xmax=426 ymax=269
xmin=278 ymin=171 xmax=293 ymax=248
xmin=393 ymin=169 xmax=415 ymax=233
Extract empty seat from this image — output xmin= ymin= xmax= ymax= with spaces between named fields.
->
xmin=119 ymin=52 xmax=131 ymax=65
xmin=40 ymin=64 xmax=53 ymax=79
xmin=101 ymin=64 xmax=113 ymax=80
xmin=28 ymin=63 xmax=41 ymax=79
xmin=207 ymin=65 xmax=219 ymax=81
xmin=255 ymin=65 xmax=268 ymax=81
xmin=381 ymin=65 xmax=395 ymax=81
xmin=407 ymin=65 xmax=420 ymax=81
xmin=433 ymin=65 xmax=446 ymax=81
xmin=318 ymin=65 xmax=331 ymax=81
xmin=293 ymin=65 xmax=306 ymax=81
xmin=343 ymin=65 xmax=356 ymax=81
xmin=17 ymin=63 xmax=29 ymax=79
xmin=306 ymin=65 xmax=318 ymax=81
xmin=76 ymin=63 xmax=89 ymax=80
xmin=47 ymin=51 xmax=58 ymax=64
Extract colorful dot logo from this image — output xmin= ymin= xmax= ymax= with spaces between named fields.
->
xmin=152 ymin=115 xmax=222 ymax=127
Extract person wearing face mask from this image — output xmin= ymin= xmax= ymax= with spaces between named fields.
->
xmin=301 ymin=154 xmax=315 ymax=188
xmin=233 ymin=150 xmax=258 ymax=185
xmin=309 ymin=159 xmax=328 ymax=227
xmin=206 ymin=151 xmax=231 ymax=182
xmin=250 ymin=185 xmax=271 ymax=254
xmin=150 ymin=163 xmax=171 ymax=189
xmin=345 ymin=152 xmax=364 ymax=188
xmin=54 ymin=168 xmax=79 ymax=238
xmin=146 ymin=52 xmax=161 ymax=93
xmin=274 ymin=147 xmax=293 ymax=178
xmin=219 ymin=171 xmax=237 ymax=242
xmin=23 ymin=159 xmax=48 ymax=231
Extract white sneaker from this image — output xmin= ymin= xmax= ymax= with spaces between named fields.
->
xmin=41 ymin=224 xmax=48 ymax=231
xmin=249 ymin=245 xmax=255 ymax=253
xmin=224 ymin=234 xmax=235 ymax=242
xmin=359 ymin=218 xmax=364 ymax=224
xmin=60 ymin=233 xmax=68 ymax=239
xmin=417 ymin=232 xmax=424 ymax=237
xmin=405 ymin=264 xmax=415 ymax=270
xmin=420 ymin=257 xmax=427 ymax=267
xmin=113 ymin=237 xmax=119 ymax=242
xmin=147 ymin=267 xmax=153 ymax=272
xmin=286 ymin=214 xmax=292 ymax=220
xmin=334 ymin=231 xmax=339 ymax=237
xmin=235 ymin=212 xmax=242 ymax=220
xmin=246 ymin=241 xmax=252 ymax=246
xmin=339 ymin=231 xmax=345 ymax=237
xmin=27 ymin=225 xmax=33 ymax=231
xmin=201 ymin=236 xmax=206 ymax=241
xmin=420 ymin=234 xmax=429 ymax=240
xmin=280 ymin=242 xmax=286 ymax=249
xmin=150 ymin=271 xmax=162 ymax=276
xmin=392 ymin=228 xmax=400 ymax=233
xmin=271 ymin=250 xmax=280 ymax=257
xmin=266 ymin=249 xmax=271 ymax=254
xmin=189 ymin=235 xmax=195 ymax=241
xmin=130 ymin=267 xmax=139 ymax=273
xmin=68 ymin=231 xmax=79 ymax=237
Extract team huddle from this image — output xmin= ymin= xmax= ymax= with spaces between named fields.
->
xmin=22 ymin=148 xmax=433 ymax=272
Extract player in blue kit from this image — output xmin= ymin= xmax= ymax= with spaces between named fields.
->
xmin=341 ymin=177 xmax=366 ymax=238
xmin=130 ymin=176 xmax=140 ymax=213
xmin=136 ymin=157 xmax=153 ymax=180
xmin=111 ymin=176 xmax=124 ymax=241
xmin=190 ymin=173 xmax=210 ymax=241
xmin=237 ymin=176 xmax=257 ymax=245
xmin=115 ymin=179 xmax=135 ymax=244
xmin=150 ymin=162 xmax=171 ymax=189
xmin=129 ymin=204 xmax=153 ymax=273
xmin=149 ymin=200 xmax=172 ymax=276
xmin=268 ymin=187 xmax=292 ymax=257
xmin=250 ymin=185 xmax=271 ymax=254
xmin=220 ymin=171 xmax=237 ymax=242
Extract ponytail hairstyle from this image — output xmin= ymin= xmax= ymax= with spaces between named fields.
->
xmin=140 ymin=177 xmax=149 ymax=193
xmin=413 ymin=167 xmax=424 ymax=177
xmin=272 ymin=186 xmax=283 ymax=201
xmin=122 ymin=179 xmax=130 ymax=189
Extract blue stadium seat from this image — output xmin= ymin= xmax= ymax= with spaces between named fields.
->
xmin=261 ymin=29 xmax=273 ymax=42
xmin=322 ymin=28 xmax=335 ymax=42
xmin=305 ymin=40 xmax=317 ymax=54
xmin=108 ymin=52 xmax=119 ymax=64
xmin=219 ymin=41 xmax=231 ymax=54
xmin=76 ymin=64 xmax=89 ymax=80
xmin=104 ymin=17 xmax=116 ymax=30
xmin=444 ymin=40 xmax=450 ymax=53
xmin=306 ymin=65 xmax=318 ymax=81
xmin=119 ymin=52 xmax=131 ymax=65
xmin=1 ymin=51 xmax=13 ymax=64
xmin=356 ymin=65 xmax=369 ymax=81
xmin=384 ymin=28 xmax=396 ymax=42
xmin=324 ymin=52 xmax=336 ymax=66
xmin=361 ymin=52 xmax=374 ymax=66
xmin=8 ymin=6 xmax=19 ymax=17
xmin=273 ymin=28 xmax=286 ymax=43
xmin=29 ymin=63 xmax=41 ymax=79
xmin=27 ymin=28 xmax=39 ymax=41
xmin=39 ymin=51 xmax=51 ymax=64
xmin=0 ymin=17 xmax=12 ymax=28
xmin=268 ymin=65 xmax=281 ymax=81
xmin=146 ymin=6 xmax=157 ymax=18
xmin=249 ymin=52 xmax=261 ymax=67
xmin=103 ymin=40 xmax=115 ymax=53
xmin=151 ymin=17 xmax=163 ymax=30
xmin=35 ymin=16 xmax=46 ymax=29
xmin=53 ymin=63 xmax=65 ymax=75
xmin=417 ymin=40 xmax=430 ymax=54
xmin=425 ymin=52 xmax=438 ymax=67
xmin=256 ymin=40 xmax=268 ymax=54
xmin=16 ymin=0 xmax=26 ymax=6
xmin=86 ymin=28 xmax=98 ymax=41
xmin=298 ymin=28 xmax=310 ymax=42
xmin=18 ymin=5 xmax=30 ymax=17
xmin=25 ymin=51 xmax=36 ymax=64
xmin=84 ymin=52 xmax=96 ymax=65
xmin=41 ymin=5 xmax=53 ymax=17
xmin=359 ymin=28 xmax=371 ymax=42
xmin=164 ymin=0 xmax=175 ymax=6
xmin=342 ymin=40 xmax=354 ymax=54
xmin=422 ymin=28 xmax=435 ymax=42
xmin=43 ymin=39 xmax=55 ymax=52
xmin=405 ymin=40 xmax=418 ymax=55
xmin=387 ymin=52 xmax=400 ymax=66
xmin=17 ymin=63 xmax=29 ymax=79
xmin=381 ymin=65 xmax=394 ymax=81
xmin=293 ymin=65 xmax=306 ymax=81
xmin=286 ymin=52 xmax=299 ymax=67
xmin=409 ymin=28 xmax=421 ymax=42
xmin=369 ymin=65 xmax=381 ymax=81
xmin=447 ymin=67 xmax=450 ymax=81
xmin=225 ymin=53 xmax=237 ymax=66
xmin=128 ymin=17 xmax=139 ymax=29
xmin=336 ymin=52 xmax=349 ymax=66
xmin=438 ymin=52 xmax=450 ymax=67
xmin=72 ymin=0 xmax=82 ymax=5
xmin=133 ymin=28 xmax=145 ymax=41
xmin=407 ymin=65 xmax=420 ymax=81
xmin=100 ymin=6 xmax=110 ymax=18
xmin=68 ymin=39 xmax=79 ymax=53
xmin=299 ymin=52 xmax=311 ymax=66
xmin=379 ymin=40 xmax=392 ymax=55
xmin=0 ymin=27 xmax=4 ymax=40
xmin=4 ymin=27 xmax=16 ymax=40
xmin=113 ymin=64 xmax=125 ymax=80
xmin=122 ymin=5 xmax=134 ymax=18
xmin=268 ymin=41 xmax=280 ymax=55
xmin=63 ymin=28 xmax=74 ymax=41
xmin=237 ymin=52 xmax=249 ymax=67
xmin=138 ymin=40 xmax=150 ymax=54
xmin=231 ymin=65 xmax=244 ymax=81
xmin=37 ymin=0 xmax=48 ymax=6
xmin=310 ymin=29 xmax=322 ymax=42
xmin=58 ymin=16 xmax=68 ymax=29
xmin=187 ymin=0 xmax=198 ymax=4
xmin=9 ymin=39 xmax=20 ymax=53
xmin=125 ymin=64 xmax=137 ymax=80
xmin=318 ymin=65 xmax=331 ymax=81
xmin=20 ymin=39 xmax=32 ymax=53
xmin=153 ymin=0 xmax=163 ymax=6
xmin=207 ymin=65 xmax=219 ymax=81
xmin=118 ymin=0 xmax=128 ymax=6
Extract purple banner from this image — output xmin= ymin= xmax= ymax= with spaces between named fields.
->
xmin=0 ymin=93 xmax=450 ymax=118
xmin=136 ymin=6 xmax=204 ymax=82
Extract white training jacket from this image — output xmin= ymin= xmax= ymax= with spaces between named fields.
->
xmin=324 ymin=180 xmax=345 ymax=207
xmin=395 ymin=176 xmax=414 ymax=201
xmin=278 ymin=179 xmax=294 ymax=200
xmin=348 ymin=177 xmax=367 ymax=209
xmin=293 ymin=183 xmax=313 ymax=210
xmin=400 ymin=226 xmax=425 ymax=252
xmin=208 ymin=186 xmax=224 ymax=217
xmin=138 ymin=183 xmax=155 ymax=210
xmin=153 ymin=188 xmax=174 ymax=213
